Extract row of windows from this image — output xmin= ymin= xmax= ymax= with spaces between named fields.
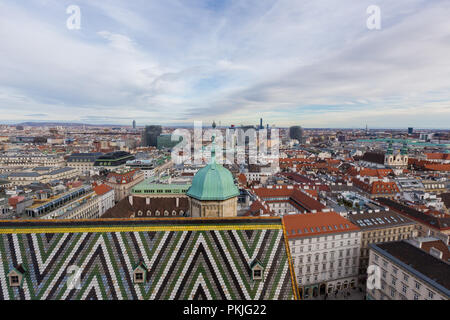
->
xmin=295 ymin=257 xmax=358 ymax=270
xmin=295 ymin=248 xmax=359 ymax=262
xmin=293 ymin=233 xmax=357 ymax=244
xmin=373 ymin=254 xmax=437 ymax=299
xmin=363 ymin=227 xmax=413 ymax=238
xmin=298 ymin=267 xmax=358 ymax=283
xmin=292 ymin=240 xmax=359 ymax=253
xmin=136 ymin=210 xmax=184 ymax=216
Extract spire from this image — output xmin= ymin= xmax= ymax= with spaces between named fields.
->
xmin=386 ymin=140 xmax=393 ymax=155
xmin=401 ymin=140 xmax=408 ymax=155
xmin=210 ymin=135 xmax=216 ymax=165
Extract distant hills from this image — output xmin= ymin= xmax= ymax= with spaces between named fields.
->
xmin=15 ymin=122 xmax=122 ymax=127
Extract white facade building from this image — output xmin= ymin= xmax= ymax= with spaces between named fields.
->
xmin=284 ymin=211 xmax=362 ymax=299
xmin=367 ymin=241 xmax=449 ymax=300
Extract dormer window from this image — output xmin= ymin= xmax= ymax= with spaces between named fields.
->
xmin=8 ymin=265 xmax=26 ymax=288
xmin=133 ymin=262 xmax=148 ymax=284
xmin=250 ymin=259 xmax=264 ymax=281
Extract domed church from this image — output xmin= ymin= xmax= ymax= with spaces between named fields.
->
xmin=187 ymin=138 xmax=240 ymax=217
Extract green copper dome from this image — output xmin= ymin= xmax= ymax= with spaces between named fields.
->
xmin=187 ymin=138 xmax=239 ymax=201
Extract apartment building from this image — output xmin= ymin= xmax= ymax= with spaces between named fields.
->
xmin=367 ymin=241 xmax=449 ymax=300
xmin=0 ymin=152 xmax=65 ymax=168
xmin=32 ymin=184 xmax=115 ymax=220
xmin=6 ymin=167 xmax=78 ymax=186
xmin=251 ymin=185 xmax=327 ymax=215
xmin=377 ymin=198 xmax=450 ymax=245
xmin=105 ymin=169 xmax=145 ymax=202
xmin=347 ymin=210 xmax=417 ymax=284
xmin=284 ymin=211 xmax=361 ymax=299
xmin=66 ymin=152 xmax=103 ymax=173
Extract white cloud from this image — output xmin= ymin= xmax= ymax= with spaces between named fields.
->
xmin=0 ymin=0 xmax=449 ymax=127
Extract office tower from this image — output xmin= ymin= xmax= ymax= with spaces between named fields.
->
xmin=141 ymin=125 xmax=162 ymax=147
xmin=289 ymin=126 xmax=303 ymax=142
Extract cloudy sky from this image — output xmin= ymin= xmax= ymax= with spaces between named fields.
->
xmin=0 ymin=0 xmax=449 ymax=128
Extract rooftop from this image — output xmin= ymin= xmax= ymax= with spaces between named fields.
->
xmin=283 ymin=211 xmax=360 ymax=239
xmin=0 ymin=217 xmax=297 ymax=300
xmin=371 ymin=241 xmax=450 ymax=295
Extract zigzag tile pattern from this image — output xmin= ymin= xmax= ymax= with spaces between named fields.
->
xmin=0 ymin=218 xmax=296 ymax=300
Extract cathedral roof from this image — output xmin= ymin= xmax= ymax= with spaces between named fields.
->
xmin=0 ymin=217 xmax=297 ymax=300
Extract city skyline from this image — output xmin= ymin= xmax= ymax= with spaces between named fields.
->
xmin=0 ymin=0 xmax=449 ymax=128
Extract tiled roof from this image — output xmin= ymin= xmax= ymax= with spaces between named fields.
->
xmin=107 ymin=170 xmax=139 ymax=184
xmin=426 ymin=153 xmax=450 ymax=161
xmin=283 ymin=211 xmax=360 ymax=239
xmin=347 ymin=210 xmax=415 ymax=230
xmin=0 ymin=217 xmax=297 ymax=300
xmin=347 ymin=168 xmax=393 ymax=178
xmin=352 ymin=178 xmax=399 ymax=195
xmin=423 ymin=164 xmax=450 ymax=172
xmin=102 ymin=196 xmax=189 ymax=218
xmin=93 ymin=184 xmax=113 ymax=196
xmin=377 ymin=198 xmax=450 ymax=231
xmin=252 ymin=186 xmax=326 ymax=212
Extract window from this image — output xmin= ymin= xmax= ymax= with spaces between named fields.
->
xmin=428 ymin=291 xmax=434 ymax=299
xmin=10 ymin=276 xmax=19 ymax=285
xmin=415 ymin=282 xmax=421 ymax=290
xmin=390 ymin=288 xmax=396 ymax=298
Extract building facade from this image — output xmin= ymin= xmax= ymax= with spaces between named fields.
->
xmin=105 ymin=169 xmax=145 ymax=202
xmin=284 ymin=211 xmax=361 ymax=299
xmin=367 ymin=241 xmax=449 ymax=300
xmin=347 ymin=210 xmax=417 ymax=284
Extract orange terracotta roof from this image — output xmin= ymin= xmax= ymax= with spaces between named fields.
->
xmin=107 ymin=169 xmax=139 ymax=184
xmin=238 ymin=173 xmax=247 ymax=185
xmin=94 ymin=184 xmax=113 ymax=196
xmin=352 ymin=178 xmax=399 ymax=195
xmin=252 ymin=186 xmax=326 ymax=212
xmin=283 ymin=211 xmax=360 ymax=239
xmin=426 ymin=153 xmax=450 ymax=161
xmin=423 ymin=164 xmax=450 ymax=172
